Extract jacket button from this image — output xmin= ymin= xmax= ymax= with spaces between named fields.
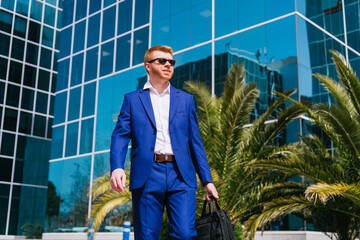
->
xmin=150 ymin=147 xmax=153 ymax=151
xmin=153 ymin=131 xmax=156 ymax=135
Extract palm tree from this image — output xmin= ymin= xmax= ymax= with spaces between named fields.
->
xmin=242 ymin=50 xmax=360 ymax=240
xmin=184 ymin=63 xmax=304 ymax=223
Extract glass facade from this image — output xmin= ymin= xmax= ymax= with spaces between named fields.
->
xmin=0 ymin=0 xmax=61 ymax=235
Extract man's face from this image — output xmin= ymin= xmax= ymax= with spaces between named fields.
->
xmin=146 ymin=51 xmax=174 ymax=81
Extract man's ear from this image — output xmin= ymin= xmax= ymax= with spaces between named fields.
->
xmin=144 ymin=62 xmax=151 ymax=73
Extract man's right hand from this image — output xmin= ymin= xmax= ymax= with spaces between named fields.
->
xmin=110 ymin=168 xmax=126 ymax=193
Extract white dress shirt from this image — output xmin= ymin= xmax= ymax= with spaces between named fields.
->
xmin=143 ymin=81 xmax=174 ymax=155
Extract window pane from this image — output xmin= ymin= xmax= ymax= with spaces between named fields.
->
xmin=49 ymin=94 xmax=55 ymax=115
xmin=1 ymin=133 xmax=15 ymax=156
xmin=85 ymin=47 xmax=98 ymax=82
xmin=71 ymin=53 xmax=84 ymax=86
xmin=40 ymin=47 xmax=52 ymax=69
xmin=82 ymin=82 xmax=96 ymax=117
xmin=62 ymin=0 xmax=74 ymax=27
xmin=68 ymin=87 xmax=81 ymax=121
xmin=104 ymin=0 xmax=115 ymax=7
xmin=134 ymin=0 xmax=150 ymax=28
xmin=102 ymin=6 xmax=116 ymax=42
xmin=56 ymin=59 xmax=69 ymax=91
xmin=44 ymin=5 xmax=56 ymax=26
xmin=19 ymin=111 xmax=32 ymax=134
xmin=87 ymin=13 xmax=100 ymax=48
xmin=0 ymin=34 xmax=10 ymax=56
xmin=51 ymin=73 xmax=56 ymax=93
xmin=14 ymin=16 xmax=27 ymax=38
xmin=46 ymin=0 xmax=57 ymax=6
xmin=35 ymin=91 xmax=48 ymax=114
xmin=33 ymin=115 xmax=46 ymax=137
xmin=0 ymin=82 xmax=4 ymax=104
xmin=38 ymin=69 xmax=50 ymax=91
xmin=0 ymin=57 xmax=8 ymax=80
xmin=100 ymin=41 xmax=114 ymax=76
xmin=0 ymin=158 xmax=13 ymax=181
xmin=11 ymin=38 xmax=25 ymax=61
xmin=26 ymin=42 xmax=39 ymax=65
xmin=9 ymin=61 xmax=22 ymax=84
xmin=30 ymin=0 xmax=43 ymax=21
xmin=116 ymin=34 xmax=131 ymax=71
xmin=16 ymin=0 xmax=29 ymax=16
xmin=53 ymin=91 xmax=67 ymax=124
xmin=117 ymin=0 xmax=132 ymax=35
xmin=80 ymin=118 xmax=94 ymax=154
xmin=75 ymin=0 xmax=87 ymax=21
xmin=89 ymin=0 xmax=101 ymax=14
xmin=24 ymin=65 xmax=37 ymax=87
xmin=0 ymin=184 xmax=10 ymax=234
xmin=191 ymin=1 xmax=211 ymax=45
xmin=21 ymin=88 xmax=34 ymax=111
xmin=0 ymin=10 xmax=12 ymax=33
xmin=73 ymin=20 xmax=86 ymax=53
xmin=50 ymin=126 xmax=64 ymax=159
xmin=6 ymin=84 xmax=20 ymax=107
xmin=65 ymin=122 xmax=79 ymax=157
xmin=47 ymin=117 xmax=53 ymax=138
xmin=133 ymin=27 xmax=149 ymax=65
xmin=4 ymin=108 xmax=17 ymax=131
xmin=42 ymin=26 xmax=54 ymax=48
xmin=28 ymin=21 xmax=41 ymax=43
xmin=59 ymin=26 xmax=72 ymax=58
xmin=1 ymin=0 xmax=15 ymax=10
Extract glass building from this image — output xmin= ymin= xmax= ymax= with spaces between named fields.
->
xmin=0 ymin=0 xmax=61 ymax=235
xmin=43 ymin=0 xmax=359 ymax=233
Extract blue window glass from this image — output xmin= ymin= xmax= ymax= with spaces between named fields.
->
xmin=30 ymin=0 xmax=43 ymax=21
xmin=40 ymin=47 xmax=52 ymax=69
xmin=116 ymin=34 xmax=131 ymax=71
xmin=68 ymin=87 xmax=81 ymax=121
xmin=25 ymin=42 xmax=39 ymax=65
xmin=19 ymin=111 xmax=32 ymax=134
xmin=53 ymin=91 xmax=67 ymax=125
xmin=16 ymin=0 xmax=29 ymax=16
xmin=28 ymin=21 xmax=40 ymax=43
xmin=57 ymin=9 xmax=62 ymax=29
xmin=0 ymin=10 xmax=13 ymax=33
xmin=82 ymin=82 xmax=96 ymax=117
xmin=1 ymin=133 xmax=15 ymax=156
xmin=0 ymin=34 xmax=10 ymax=56
xmin=49 ymin=94 xmax=55 ymax=114
xmin=50 ymin=126 xmax=64 ymax=159
xmin=38 ymin=69 xmax=50 ymax=91
xmin=117 ymin=0 xmax=132 ymax=35
xmin=48 ymin=117 xmax=53 ymax=138
xmin=0 ymin=157 xmax=13 ymax=181
xmin=11 ymin=38 xmax=25 ymax=61
xmin=21 ymin=88 xmax=34 ymax=111
xmin=346 ymin=2 xmax=360 ymax=53
xmin=46 ymin=0 xmax=57 ymax=6
xmin=80 ymin=118 xmax=94 ymax=154
xmin=85 ymin=47 xmax=98 ymax=82
xmin=9 ymin=61 xmax=22 ymax=84
xmin=0 ymin=184 xmax=10 ymax=233
xmin=191 ymin=0 xmax=211 ymax=46
xmin=62 ymin=0 xmax=74 ymax=27
xmin=42 ymin=26 xmax=54 ymax=48
xmin=152 ymin=0 xmax=169 ymax=22
xmin=1 ymin=0 xmax=15 ymax=11
xmin=170 ymin=10 xmax=190 ymax=51
xmin=59 ymin=26 xmax=72 ymax=58
xmin=56 ymin=59 xmax=69 ymax=91
xmin=55 ymin=30 xmax=60 ymax=50
xmin=0 ymin=82 xmax=5 ymax=104
xmin=133 ymin=27 xmax=149 ymax=65
xmin=35 ymin=91 xmax=48 ymax=114
xmin=33 ymin=115 xmax=46 ymax=137
xmin=87 ymin=13 xmax=100 ymax=48
xmin=94 ymin=153 xmax=110 ymax=179
xmin=89 ymin=0 xmax=101 ymax=14
xmin=14 ymin=16 xmax=27 ymax=38
xmin=53 ymin=52 xmax=58 ymax=71
xmin=104 ymin=0 xmax=115 ymax=7
xmin=134 ymin=0 xmax=150 ymax=28
xmin=71 ymin=53 xmax=84 ymax=86
xmin=0 ymin=57 xmax=8 ymax=80
xmin=44 ymin=5 xmax=56 ymax=26
xmin=75 ymin=0 xmax=87 ymax=21
xmin=73 ymin=20 xmax=86 ymax=53
xmin=4 ymin=108 xmax=17 ymax=131
xmin=100 ymin=41 xmax=114 ymax=76
xmin=65 ymin=122 xmax=79 ymax=157
xmin=151 ymin=18 xmax=170 ymax=47
xmin=51 ymin=73 xmax=57 ymax=93
xmin=102 ymin=6 xmax=116 ymax=41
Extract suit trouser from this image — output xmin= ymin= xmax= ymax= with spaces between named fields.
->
xmin=132 ymin=161 xmax=197 ymax=240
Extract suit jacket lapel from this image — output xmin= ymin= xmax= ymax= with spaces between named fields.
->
xmin=169 ymin=85 xmax=180 ymax=125
xmin=138 ymin=89 xmax=156 ymax=128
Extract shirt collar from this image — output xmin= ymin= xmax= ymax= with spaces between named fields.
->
xmin=143 ymin=81 xmax=171 ymax=95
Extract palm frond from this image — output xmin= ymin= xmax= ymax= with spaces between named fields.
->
xmin=91 ymin=172 xmax=112 ymax=200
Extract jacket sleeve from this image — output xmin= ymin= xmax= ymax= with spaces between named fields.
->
xmin=110 ymin=94 xmax=131 ymax=172
xmin=188 ymin=95 xmax=213 ymax=185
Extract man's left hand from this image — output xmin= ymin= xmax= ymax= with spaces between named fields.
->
xmin=204 ymin=182 xmax=219 ymax=202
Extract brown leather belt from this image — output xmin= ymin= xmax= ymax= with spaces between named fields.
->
xmin=154 ymin=154 xmax=174 ymax=163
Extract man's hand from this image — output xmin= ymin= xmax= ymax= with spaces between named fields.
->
xmin=110 ymin=168 xmax=126 ymax=193
xmin=204 ymin=182 xmax=219 ymax=202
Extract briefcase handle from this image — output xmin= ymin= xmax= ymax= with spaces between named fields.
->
xmin=201 ymin=196 xmax=221 ymax=217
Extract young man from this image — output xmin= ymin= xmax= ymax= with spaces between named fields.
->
xmin=110 ymin=45 xmax=218 ymax=240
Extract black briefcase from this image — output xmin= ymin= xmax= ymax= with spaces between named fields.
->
xmin=195 ymin=197 xmax=236 ymax=240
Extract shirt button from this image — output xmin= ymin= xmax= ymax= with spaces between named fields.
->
xmin=153 ymin=130 xmax=156 ymax=135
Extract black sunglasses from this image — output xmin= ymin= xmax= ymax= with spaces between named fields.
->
xmin=148 ymin=58 xmax=176 ymax=66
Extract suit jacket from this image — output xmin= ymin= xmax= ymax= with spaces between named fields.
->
xmin=110 ymin=85 xmax=213 ymax=190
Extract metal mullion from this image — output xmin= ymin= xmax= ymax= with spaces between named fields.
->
xmin=211 ymin=0 xmax=215 ymax=96
xmin=130 ymin=0 xmax=136 ymax=67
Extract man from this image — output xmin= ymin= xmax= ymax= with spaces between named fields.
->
xmin=110 ymin=45 xmax=218 ymax=240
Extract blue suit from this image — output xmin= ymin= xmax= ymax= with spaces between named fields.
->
xmin=110 ymin=85 xmax=213 ymax=239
